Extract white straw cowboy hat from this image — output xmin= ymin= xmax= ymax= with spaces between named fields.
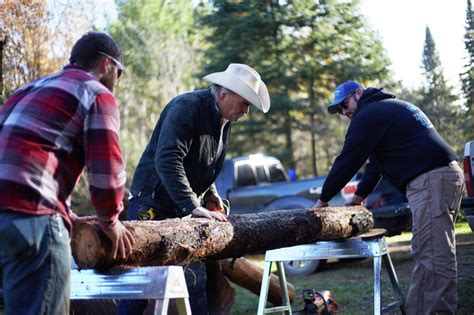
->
xmin=203 ymin=63 xmax=270 ymax=113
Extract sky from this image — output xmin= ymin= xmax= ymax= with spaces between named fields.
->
xmin=360 ymin=0 xmax=468 ymax=89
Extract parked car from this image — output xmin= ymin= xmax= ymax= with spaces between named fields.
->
xmin=215 ymin=154 xmax=412 ymax=275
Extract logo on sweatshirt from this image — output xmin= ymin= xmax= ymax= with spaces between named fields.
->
xmin=406 ymin=102 xmax=434 ymax=129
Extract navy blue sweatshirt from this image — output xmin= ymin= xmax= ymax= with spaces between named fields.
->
xmin=319 ymin=87 xmax=457 ymax=202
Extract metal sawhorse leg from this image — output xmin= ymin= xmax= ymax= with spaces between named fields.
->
xmin=257 ymin=229 xmax=406 ymax=315
xmin=71 ymin=266 xmax=191 ymax=314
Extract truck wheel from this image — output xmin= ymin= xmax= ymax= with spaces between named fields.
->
xmin=283 ymin=259 xmax=325 ymax=276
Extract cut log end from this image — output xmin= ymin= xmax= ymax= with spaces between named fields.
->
xmin=71 ymin=223 xmax=104 ymax=269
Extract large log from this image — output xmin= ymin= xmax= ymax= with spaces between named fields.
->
xmin=72 ymin=206 xmax=373 ymax=269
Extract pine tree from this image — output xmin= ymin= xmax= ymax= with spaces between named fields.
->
xmin=197 ymin=1 xmax=297 ymax=168
xmin=419 ymin=26 xmax=460 ymax=150
xmin=197 ymin=0 xmax=391 ymax=176
xmin=461 ymin=0 xmax=474 ymax=140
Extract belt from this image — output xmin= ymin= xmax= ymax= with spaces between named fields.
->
xmin=407 ymin=160 xmax=460 ymax=189
xmin=432 ymin=160 xmax=458 ymax=172
xmin=448 ymin=160 xmax=458 ymax=166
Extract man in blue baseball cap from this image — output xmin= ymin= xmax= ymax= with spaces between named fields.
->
xmin=327 ymin=81 xmax=364 ymax=116
xmin=314 ymin=81 xmax=464 ymax=314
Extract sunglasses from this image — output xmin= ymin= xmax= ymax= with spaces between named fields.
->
xmin=98 ymin=51 xmax=123 ymax=78
xmin=336 ymin=93 xmax=355 ymax=114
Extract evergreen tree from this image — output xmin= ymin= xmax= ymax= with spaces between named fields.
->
xmin=197 ymin=1 xmax=297 ymax=168
xmin=461 ymin=0 xmax=474 ymax=140
xmin=288 ymin=0 xmax=391 ymax=175
xmin=197 ymin=0 xmax=392 ymax=176
xmin=419 ymin=26 xmax=461 ymax=151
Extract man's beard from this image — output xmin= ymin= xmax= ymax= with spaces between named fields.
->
xmin=100 ymin=70 xmax=115 ymax=92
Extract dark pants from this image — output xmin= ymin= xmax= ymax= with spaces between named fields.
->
xmin=117 ymin=197 xmax=209 ymax=315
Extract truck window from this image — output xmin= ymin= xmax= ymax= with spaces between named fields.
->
xmin=268 ymin=163 xmax=287 ymax=183
xmin=255 ymin=164 xmax=268 ymax=183
xmin=236 ymin=164 xmax=257 ymax=187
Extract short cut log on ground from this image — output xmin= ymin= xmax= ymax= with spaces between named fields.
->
xmin=220 ymin=257 xmax=296 ymax=305
xmin=72 ymin=206 xmax=373 ymax=269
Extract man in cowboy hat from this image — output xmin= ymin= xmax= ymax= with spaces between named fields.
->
xmin=117 ymin=63 xmax=270 ymax=315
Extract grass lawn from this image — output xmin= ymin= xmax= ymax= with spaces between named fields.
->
xmin=230 ymin=221 xmax=474 ymax=314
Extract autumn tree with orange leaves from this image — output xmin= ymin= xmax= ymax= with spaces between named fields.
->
xmin=0 ymin=0 xmax=105 ymax=100
xmin=1 ymin=0 xmax=57 ymax=99
xmin=0 ymin=0 xmax=115 ymax=214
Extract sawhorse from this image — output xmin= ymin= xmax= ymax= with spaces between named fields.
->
xmin=71 ymin=266 xmax=191 ymax=314
xmin=257 ymin=229 xmax=406 ymax=315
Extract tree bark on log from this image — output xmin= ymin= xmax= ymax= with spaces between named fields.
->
xmin=220 ymin=258 xmax=296 ymax=305
xmin=72 ymin=206 xmax=373 ymax=269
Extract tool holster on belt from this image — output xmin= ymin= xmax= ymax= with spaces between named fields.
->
xmin=138 ymin=207 xmax=156 ymax=220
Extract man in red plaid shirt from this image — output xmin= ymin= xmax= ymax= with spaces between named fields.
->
xmin=0 ymin=32 xmax=134 ymax=315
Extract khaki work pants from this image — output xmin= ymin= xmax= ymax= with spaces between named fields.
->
xmin=405 ymin=162 xmax=464 ymax=315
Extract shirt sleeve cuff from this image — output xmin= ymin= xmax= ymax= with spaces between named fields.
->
xmin=180 ymin=198 xmax=201 ymax=217
xmin=98 ymin=213 xmax=119 ymax=229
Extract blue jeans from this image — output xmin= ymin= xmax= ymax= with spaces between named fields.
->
xmin=0 ymin=211 xmax=71 ymax=315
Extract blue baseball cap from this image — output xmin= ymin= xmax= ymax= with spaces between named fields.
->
xmin=328 ymin=81 xmax=364 ymax=114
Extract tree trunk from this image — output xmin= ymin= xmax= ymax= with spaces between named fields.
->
xmin=71 ymin=206 xmax=373 ymax=269
xmin=220 ymin=257 xmax=296 ymax=305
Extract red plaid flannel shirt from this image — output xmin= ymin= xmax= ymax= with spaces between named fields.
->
xmin=0 ymin=65 xmax=126 ymax=231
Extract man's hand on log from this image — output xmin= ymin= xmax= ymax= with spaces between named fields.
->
xmin=101 ymin=221 xmax=135 ymax=259
xmin=192 ymin=206 xmax=228 ymax=222
xmin=313 ymin=199 xmax=328 ymax=208
xmin=203 ymin=193 xmax=224 ymax=212
xmin=344 ymin=194 xmax=365 ymax=206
